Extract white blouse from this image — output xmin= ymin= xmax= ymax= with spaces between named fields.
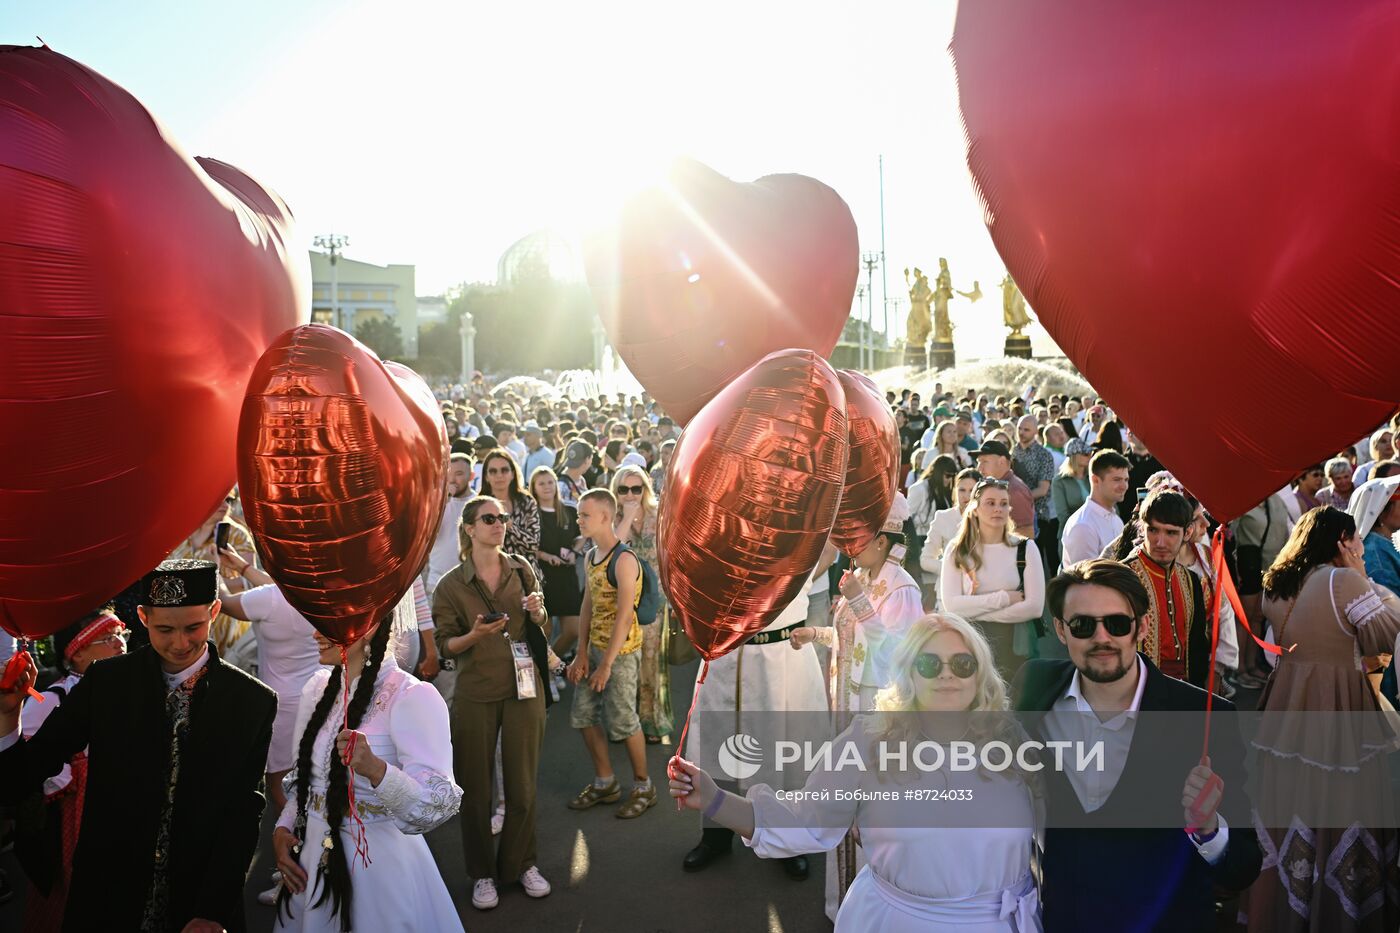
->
xmin=940 ymin=540 xmax=1046 ymax=625
xmin=277 ymin=656 xmax=461 ymax=835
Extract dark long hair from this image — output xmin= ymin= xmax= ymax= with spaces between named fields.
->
xmin=278 ymin=622 xmax=393 ymax=931
xmin=1263 ymin=506 xmax=1356 ymax=602
xmin=481 ymin=449 xmax=526 ymax=510
xmin=1094 ymin=420 xmax=1125 ymax=454
xmin=921 ymin=454 xmax=959 ymax=512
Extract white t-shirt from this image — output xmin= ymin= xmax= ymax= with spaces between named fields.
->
xmin=239 ymin=585 xmax=322 ymax=705
xmin=427 ymin=496 xmax=469 ymax=592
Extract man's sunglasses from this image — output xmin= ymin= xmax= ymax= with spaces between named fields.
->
xmin=914 ymin=652 xmax=978 ymax=679
xmin=1062 ymin=614 xmax=1135 ymax=639
xmin=617 ymin=484 xmax=645 ymax=496
xmin=476 ymin=513 xmax=511 ymax=526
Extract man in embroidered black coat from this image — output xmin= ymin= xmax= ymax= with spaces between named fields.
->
xmin=0 ymin=560 xmax=275 ymax=932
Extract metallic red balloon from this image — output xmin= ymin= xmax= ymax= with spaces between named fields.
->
xmin=658 ymin=349 xmax=848 ymax=661
xmin=952 ymin=1 xmax=1400 ymax=521
xmin=830 ymin=371 xmax=900 ymax=558
xmin=0 ymin=46 xmax=308 ymax=639
xmin=237 ymin=325 xmax=448 ymax=647
xmin=584 ymin=157 xmax=859 ymax=425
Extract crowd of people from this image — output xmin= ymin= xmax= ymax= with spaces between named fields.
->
xmin=0 ymin=369 xmax=1399 ymax=932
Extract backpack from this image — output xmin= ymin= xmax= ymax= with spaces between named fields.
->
xmin=599 ymin=542 xmax=662 ymax=625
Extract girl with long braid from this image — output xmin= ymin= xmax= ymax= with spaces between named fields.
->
xmin=273 ymin=602 xmax=463 ymax=932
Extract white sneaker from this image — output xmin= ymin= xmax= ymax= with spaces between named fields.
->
xmin=472 ymin=878 xmax=499 ymax=910
xmin=491 ymin=806 xmax=506 ymax=836
xmin=520 ymin=866 xmax=552 ymax=898
xmin=256 ymin=871 xmax=283 ymax=906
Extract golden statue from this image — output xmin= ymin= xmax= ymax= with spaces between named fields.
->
xmin=904 ymin=266 xmax=933 ymax=350
xmin=930 ymin=258 xmax=980 ymax=343
xmin=1000 ymin=273 xmax=1032 ymax=336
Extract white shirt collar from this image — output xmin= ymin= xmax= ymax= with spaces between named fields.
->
xmin=1085 ymin=497 xmax=1117 ymax=519
xmin=162 ymin=646 xmax=210 ymax=691
xmin=1060 ymin=656 xmax=1147 ymax=728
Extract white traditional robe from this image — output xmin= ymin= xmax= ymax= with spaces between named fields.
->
xmin=746 ymin=717 xmax=1040 ymax=932
xmin=687 ymin=574 xmax=830 ymax=792
xmin=275 ymin=656 xmax=464 ymax=933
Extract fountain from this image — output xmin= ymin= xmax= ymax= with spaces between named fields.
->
xmin=870 ymin=356 xmax=1094 ymax=400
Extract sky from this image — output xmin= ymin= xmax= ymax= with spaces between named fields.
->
xmin=5 ymin=0 xmax=1058 ymax=358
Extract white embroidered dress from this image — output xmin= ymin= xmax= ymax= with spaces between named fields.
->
xmin=275 ymin=656 xmax=464 ymax=933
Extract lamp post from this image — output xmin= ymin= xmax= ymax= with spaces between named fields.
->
xmin=861 ymin=252 xmax=880 ymax=370
xmin=459 ymin=311 xmax=475 ymax=383
xmin=854 ymin=284 xmax=867 ymax=370
xmin=313 ymin=234 xmax=349 ymax=331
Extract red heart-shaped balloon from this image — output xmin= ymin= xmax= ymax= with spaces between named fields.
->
xmin=237 ymin=325 xmax=449 ymax=647
xmin=953 ymin=2 xmax=1400 ymax=520
xmin=0 ymin=46 xmax=308 ymax=638
xmin=830 ymin=371 xmax=901 ymax=558
xmin=658 ymin=349 xmax=848 ymax=662
xmin=584 ymin=158 xmax=859 ymax=425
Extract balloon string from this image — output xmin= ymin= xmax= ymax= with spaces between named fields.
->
xmin=667 ymin=659 xmax=709 ymax=811
xmin=340 ymin=646 xmax=371 ymax=868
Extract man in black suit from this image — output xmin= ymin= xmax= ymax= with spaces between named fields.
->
xmin=0 ymin=559 xmax=276 ymax=932
xmin=1014 ymin=558 xmax=1261 ymax=932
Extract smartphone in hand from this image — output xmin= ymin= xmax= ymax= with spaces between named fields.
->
xmin=215 ymin=521 xmax=232 ymax=550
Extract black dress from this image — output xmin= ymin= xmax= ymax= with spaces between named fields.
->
xmin=537 ymin=504 xmax=583 ymax=616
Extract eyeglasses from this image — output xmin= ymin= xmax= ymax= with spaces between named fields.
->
xmin=914 ymin=652 xmax=978 ymax=679
xmin=973 ymin=479 xmax=1008 ymax=493
xmin=94 ymin=632 xmax=128 ymax=649
xmin=1062 ymin=614 xmax=1136 ymax=639
xmin=617 ymin=484 xmax=644 ymax=496
xmin=476 ymin=513 xmax=511 ymax=526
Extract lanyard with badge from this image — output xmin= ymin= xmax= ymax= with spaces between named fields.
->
xmin=471 ymin=576 xmax=537 ymax=700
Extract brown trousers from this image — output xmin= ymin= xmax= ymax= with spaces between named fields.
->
xmin=453 ymin=690 xmax=546 ymax=881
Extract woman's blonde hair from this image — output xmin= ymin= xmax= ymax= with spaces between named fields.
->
xmin=610 ymin=464 xmax=657 ymax=517
xmin=870 ymin=613 xmax=1040 ymax=791
xmin=529 ymin=465 xmax=570 ymax=529
xmin=947 ymin=481 xmax=1025 ymax=575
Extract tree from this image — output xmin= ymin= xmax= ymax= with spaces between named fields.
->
xmin=355 ymin=317 xmax=404 ymax=359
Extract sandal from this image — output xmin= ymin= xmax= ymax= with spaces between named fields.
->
xmin=568 ymin=779 xmax=621 ymax=810
xmin=615 ymin=784 xmax=658 ymax=819
xmin=645 ymin=735 xmax=662 ymax=745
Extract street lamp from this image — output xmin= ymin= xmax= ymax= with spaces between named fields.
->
xmin=313 ymin=234 xmax=349 ymax=331
xmin=854 ymin=284 xmax=867 ymax=370
xmin=861 ymin=252 xmax=880 ymax=370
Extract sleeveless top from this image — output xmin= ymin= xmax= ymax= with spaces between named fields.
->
xmin=585 ymin=544 xmax=643 ymax=655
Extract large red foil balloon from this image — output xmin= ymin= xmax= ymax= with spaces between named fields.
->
xmin=584 ymin=158 xmax=859 ymax=425
xmin=952 ymin=2 xmax=1400 ymax=521
xmin=830 ymin=371 xmax=900 ymax=558
xmin=237 ymin=325 xmax=448 ymax=647
xmin=658 ymin=349 xmax=848 ymax=662
xmin=0 ymin=45 xmax=308 ymax=639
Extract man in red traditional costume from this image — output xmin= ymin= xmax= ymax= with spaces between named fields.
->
xmin=1124 ymin=490 xmax=1211 ymax=687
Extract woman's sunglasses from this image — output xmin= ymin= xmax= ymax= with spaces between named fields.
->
xmin=914 ymin=652 xmax=978 ymax=679
xmin=1062 ymin=614 xmax=1135 ymax=639
xmin=476 ymin=513 xmax=511 ymax=526
xmin=973 ymin=479 xmax=1009 ymax=493
xmin=617 ymin=484 xmax=645 ymax=496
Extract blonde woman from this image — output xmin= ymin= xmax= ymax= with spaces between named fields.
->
xmin=529 ymin=467 xmax=583 ymax=664
xmin=669 ymin=614 xmax=1040 ymax=932
xmin=929 ymin=420 xmax=974 ymax=469
xmin=610 ymin=465 xmax=672 ymax=744
xmin=940 ymin=479 xmax=1045 ymax=684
